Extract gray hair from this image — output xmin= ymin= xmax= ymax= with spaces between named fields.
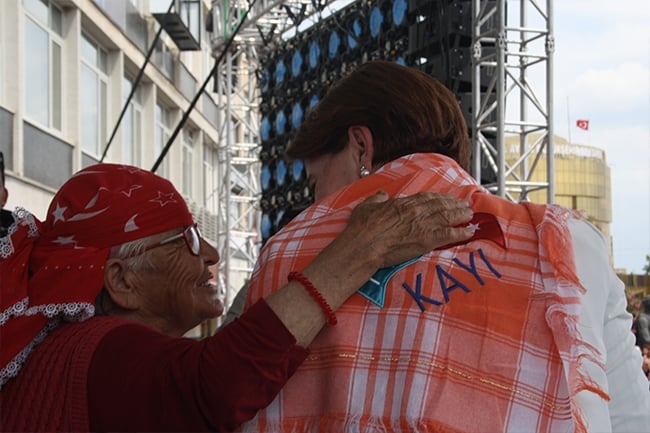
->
xmin=111 ymin=235 xmax=160 ymax=273
xmin=95 ymin=233 xmax=162 ymax=315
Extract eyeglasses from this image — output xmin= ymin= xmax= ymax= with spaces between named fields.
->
xmin=146 ymin=223 xmax=202 ymax=256
xmin=119 ymin=224 xmax=203 ymax=259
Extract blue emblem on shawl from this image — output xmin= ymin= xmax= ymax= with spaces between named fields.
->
xmin=357 ymin=256 xmax=422 ymax=308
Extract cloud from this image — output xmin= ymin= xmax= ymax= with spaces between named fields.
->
xmin=550 ymin=1 xmax=650 ymax=272
xmin=566 ymin=63 xmax=649 ymax=122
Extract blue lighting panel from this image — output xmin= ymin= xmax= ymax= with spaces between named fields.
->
xmin=370 ymin=6 xmax=384 ymax=38
xmin=261 ymin=212 xmax=273 ymax=239
xmin=261 ymin=116 xmax=271 ymax=141
xmin=328 ymin=31 xmax=341 ymax=58
xmin=309 ymin=94 xmax=319 ymax=109
xmin=392 ymin=0 xmax=407 ymax=26
xmin=291 ymin=160 xmax=304 ymax=182
xmin=275 ymin=209 xmax=286 ymax=228
xmin=347 ymin=19 xmax=362 ymax=49
xmin=275 ymin=59 xmax=287 ymax=84
xmin=275 ymin=159 xmax=287 ymax=187
xmin=291 ymin=50 xmax=303 ymax=78
xmin=261 ymin=162 xmax=272 ymax=191
xmin=308 ymin=40 xmax=321 ymax=69
xmin=292 ymin=102 xmax=304 ymax=129
xmin=275 ymin=110 xmax=287 ymax=135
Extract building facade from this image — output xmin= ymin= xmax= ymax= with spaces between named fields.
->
xmin=505 ymin=134 xmax=613 ymax=256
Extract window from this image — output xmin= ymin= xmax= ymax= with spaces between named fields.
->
xmin=122 ymin=76 xmax=143 ymax=166
xmin=182 ymin=129 xmax=194 ymax=197
xmin=154 ymin=103 xmax=172 ymax=178
xmin=24 ymin=0 xmax=63 ymax=130
xmin=203 ymin=142 xmax=217 ymax=211
xmin=80 ymin=33 xmax=109 ymax=158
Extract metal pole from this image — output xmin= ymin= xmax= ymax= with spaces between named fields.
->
xmin=519 ymin=0 xmax=528 ymax=200
xmin=496 ymin=0 xmax=506 ymax=196
xmin=101 ymin=0 xmax=174 ymax=162
xmin=471 ymin=0 xmax=481 ymax=182
xmin=224 ymin=49 xmax=233 ymax=310
xmin=546 ymin=0 xmax=555 ymax=203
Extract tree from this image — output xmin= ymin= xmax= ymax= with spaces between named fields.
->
xmin=644 ymin=254 xmax=650 ymax=275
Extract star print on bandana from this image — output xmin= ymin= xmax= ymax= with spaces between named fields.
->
xmin=51 ymin=203 xmax=67 ymax=224
xmin=124 ymin=214 xmax=140 ymax=232
xmin=68 ymin=208 xmax=109 ymax=222
xmin=52 ymin=235 xmax=77 ymax=247
xmin=85 ymin=187 xmax=109 ymax=208
xmin=120 ymin=185 xmax=142 ymax=197
xmin=150 ymin=191 xmax=178 ymax=207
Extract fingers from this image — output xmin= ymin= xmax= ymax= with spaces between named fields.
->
xmin=430 ymin=225 xmax=475 ymax=249
xmin=403 ymin=192 xmax=471 ymax=215
xmin=386 ymin=192 xmax=473 ymax=231
xmin=345 ymin=191 xmax=476 ymax=268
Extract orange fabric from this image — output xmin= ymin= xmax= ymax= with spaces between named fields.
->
xmin=242 ymin=154 xmax=607 ymax=433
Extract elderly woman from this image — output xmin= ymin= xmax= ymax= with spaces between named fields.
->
xmin=241 ymin=61 xmax=650 ymax=433
xmin=0 ymin=163 xmax=474 ymax=432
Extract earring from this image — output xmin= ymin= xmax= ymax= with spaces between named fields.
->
xmin=360 ymin=165 xmax=371 ymax=177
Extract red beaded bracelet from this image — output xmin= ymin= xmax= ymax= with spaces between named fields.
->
xmin=288 ymin=271 xmax=338 ymax=326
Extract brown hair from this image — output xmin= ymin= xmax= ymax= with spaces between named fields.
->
xmin=287 ymin=61 xmax=471 ymax=171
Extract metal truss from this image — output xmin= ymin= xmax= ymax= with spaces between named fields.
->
xmin=207 ymin=0 xmax=554 ymax=304
xmin=208 ymin=0 xmax=344 ymax=307
xmin=212 ymin=45 xmax=263 ymax=308
xmin=471 ymin=0 xmax=554 ymax=202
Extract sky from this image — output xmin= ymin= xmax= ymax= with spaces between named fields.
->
xmin=550 ymin=0 xmax=650 ymax=272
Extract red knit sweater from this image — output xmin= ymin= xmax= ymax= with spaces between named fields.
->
xmin=1 ymin=300 xmax=308 ymax=432
xmin=1 ymin=316 xmax=126 ymax=432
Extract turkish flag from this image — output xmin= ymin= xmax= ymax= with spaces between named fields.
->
xmin=576 ymin=119 xmax=589 ymax=131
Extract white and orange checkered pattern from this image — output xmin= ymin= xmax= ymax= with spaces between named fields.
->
xmin=242 ymin=153 xmax=607 ymax=433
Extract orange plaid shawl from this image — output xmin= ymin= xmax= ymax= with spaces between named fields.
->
xmin=243 ymin=154 xmax=608 ymax=433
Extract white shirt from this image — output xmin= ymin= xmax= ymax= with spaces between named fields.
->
xmin=571 ymin=219 xmax=650 ymax=432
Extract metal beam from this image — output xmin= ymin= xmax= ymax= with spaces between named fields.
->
xmin=472 ymin=0 xmax=553 ymax=202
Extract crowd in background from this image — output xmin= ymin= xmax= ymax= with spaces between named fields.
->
xmin=633 ymin=295 xmax=650 ymax=384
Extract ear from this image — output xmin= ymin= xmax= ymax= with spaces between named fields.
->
xmin=347 ymin=126 xmax=375 ymax=169
xmin=103 ymin=258 xmax=141 ymax=311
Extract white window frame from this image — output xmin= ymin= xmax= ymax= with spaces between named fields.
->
xmin=23 ymin=0 xmax=63 ymax=131
xmin=154 ymin=102 xmax=172 ymax=178
xmin=122 ymin=75 xmax=143 ymax=166
xmin=203 ymin=142 xmax=218 ymax=212
xmin=182 ymin=128 xmax=194 ymax=197
xmin=80 ymin=32 xmax=109 ymax=158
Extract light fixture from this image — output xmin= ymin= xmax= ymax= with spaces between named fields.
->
xmin=291 ymin=102 xmax=304 ymax=129
xmin=369 ymin=5 xmax=385 ymax=39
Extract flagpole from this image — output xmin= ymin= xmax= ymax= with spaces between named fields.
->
xmin=566 ymin=96 xmax=572 ymax=144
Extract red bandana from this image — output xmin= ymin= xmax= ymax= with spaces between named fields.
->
xmin=0 ymin=164 xmax=194 ymax=387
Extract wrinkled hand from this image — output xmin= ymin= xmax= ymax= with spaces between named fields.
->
xmin=294 ymin=190 xmax=475 ymax=335
xmin=346 ymin=191 xmax=474 ymax=268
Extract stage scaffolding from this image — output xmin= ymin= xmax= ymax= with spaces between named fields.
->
xmin=206 ymin=0 xmax=554 ymax=307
